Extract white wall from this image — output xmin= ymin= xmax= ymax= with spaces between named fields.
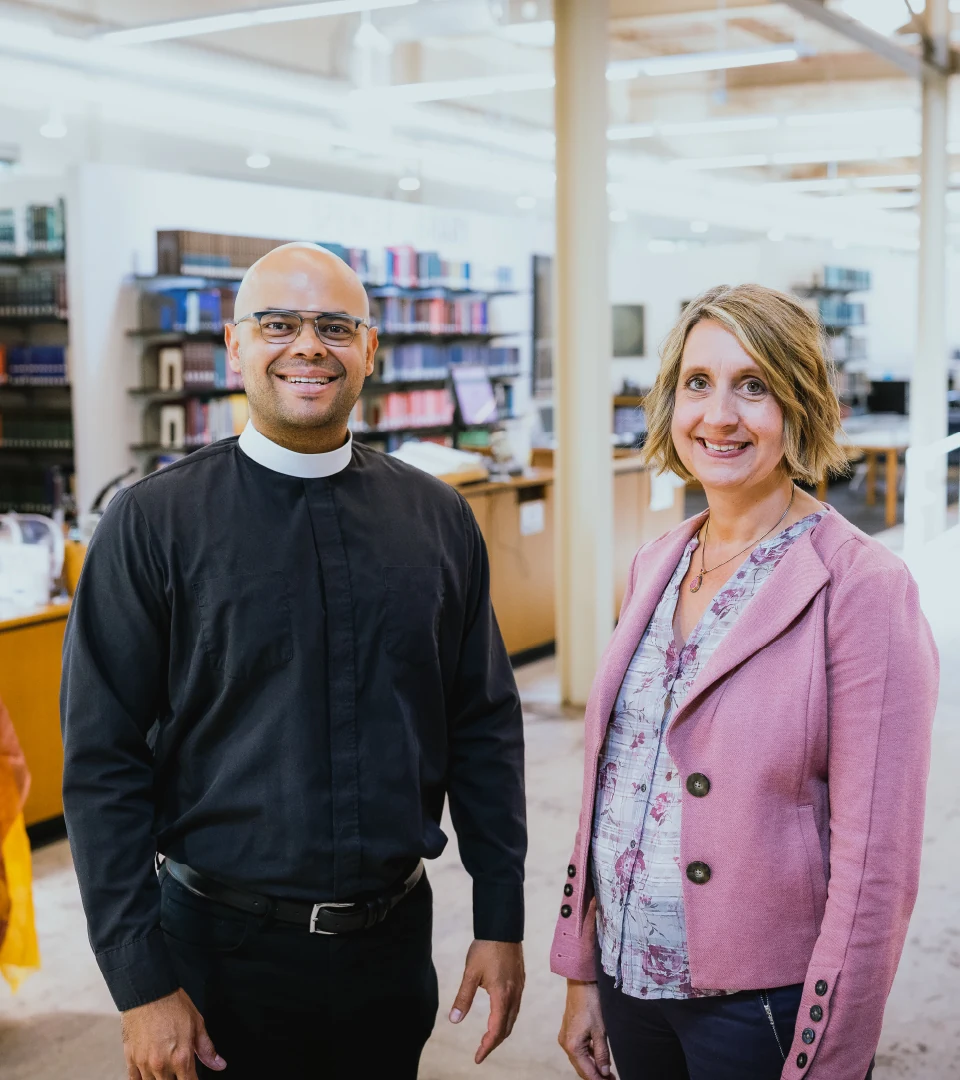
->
xmin=65 ymin=162 xmax=550 ymax=510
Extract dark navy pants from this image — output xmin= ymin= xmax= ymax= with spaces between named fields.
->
xmin=597 ymin=963 xmax=875 ymax=1080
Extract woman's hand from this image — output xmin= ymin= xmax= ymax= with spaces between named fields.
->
xmin=558 ymin=979 xmax=614 ymax=1079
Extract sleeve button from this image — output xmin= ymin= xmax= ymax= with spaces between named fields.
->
xmin=801 ymin=1028 xmax=816 ymax=1045
xmin=560 ymin=904 xmax=572 ymax=918
xmin=796 ymin=1052 xmax=808 ymax=1068
xmin=567 ymin=864 xmax=576 ymax=878
xmin=563 ymin=883 xmax=573 ymax=897
xmin=814 ymin=980 xmax=828 ymax=996
xmin=809 ymin=1005 xmax=823 ymax=1022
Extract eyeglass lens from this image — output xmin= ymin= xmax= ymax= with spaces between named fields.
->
xmin=258 ymin=312 xmax=359 ymax=346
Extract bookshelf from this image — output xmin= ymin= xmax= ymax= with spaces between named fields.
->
xmin=795 ymin=266 xmax=871 ymax=414
xmin=129 ymin=230 xmax=524 ymax=468
xmin=0 ymin=200 xmax=72 ymax=515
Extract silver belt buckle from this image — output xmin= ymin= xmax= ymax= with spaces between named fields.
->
xmin=309 ymin=900 xmax=354 ymax=935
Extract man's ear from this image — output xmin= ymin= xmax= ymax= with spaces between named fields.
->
xmin=224 ymin=323 xmax=242 ymax=374
xmin=365 ymin=327 xmax=379 ymax=378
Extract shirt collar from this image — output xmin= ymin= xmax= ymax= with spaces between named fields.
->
xmin=237 ymin=421 xmax=353 ymax=479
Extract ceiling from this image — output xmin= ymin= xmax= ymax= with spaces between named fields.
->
xmin=0 ymin=0 xmax=958 ymax=248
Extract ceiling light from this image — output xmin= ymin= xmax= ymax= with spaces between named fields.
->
xmin=609 ymin=209 xmax=628 ymax=223
xmin=607 ymin=45 xmax=803 ymax=81
xmin=360 ymin=71 xmax=554 ymax=103
xmin=674 ymin=154 xmax=770 ymax=170
xmin=99 ymin=0 xmax=418 ymax=45
xmin=853 ymin=173 xmax=922 ymax=189
xmin=40 ymin=112 xmax=67 ymax=139
xmin=690 ymin=220 xmax=709 ymax=233
xmin=607 ymin=123 xmax=656 ymax=141
xmin=786 ymin=107 xmax=917 ymax=129
xmin=246 ymin=151 xmax=271 ymax=168
xmin=398 ymin=175 xmax=421 ymax=190
xmin=659 ymin=116 xmax=779 ymax=136
xmin=516 ymin=195 xmax=537 ymax=209
xmin=767 ymin=228 xmax=786 ymax=242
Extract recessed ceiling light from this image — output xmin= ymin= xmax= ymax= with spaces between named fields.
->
xmin=690 ymin=220 xmax=709 ymax=234
xmin=246 ymin=152 xmax=271 ymax=169
xmin=398 ymin=176 xmax=421 ymax=191
xmin=516 ymin=195 xmax=537 ymax=209
xmin=40 ymin=113 xmax=67 ymax=139
xmin=609 ymin=209 xmax=628 ymax=223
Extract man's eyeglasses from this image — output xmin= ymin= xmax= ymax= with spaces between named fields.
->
xmin=232 ymin=310 xmax=372 ymax=347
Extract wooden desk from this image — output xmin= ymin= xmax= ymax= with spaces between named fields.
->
xmin=0 ymin=604 xmax=69 ymax=827
xmin=816 ymin=420 xmax=910 ymax=529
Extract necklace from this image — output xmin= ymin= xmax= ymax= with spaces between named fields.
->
xmin=689 ymin=485 xmax=796 ymax=594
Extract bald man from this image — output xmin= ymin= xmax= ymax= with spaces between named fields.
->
xmin=61 ymin=244 xmax=526 ymax=1080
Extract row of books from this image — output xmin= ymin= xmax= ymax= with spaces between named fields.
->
xmin=371 ymin=296 xmax=490 ymax=335
xmin=351 ymin=390 xmax=455 ymax=432
xmin=140 ymin=287 xmax=236 ymax=333
xmin=821 ymin=266 xmax=871 ymax=291
xmin=0 ymin=414 xmax=73 ymax=448
xmin=0 ymin=202 xmax=66 ymax=256
xmin=0 ymin=345 xmax=69 ymax=384
xmin=0 ymin=270 xmax=68 ymax=316
xmin=156 ymin=344 xmax=244 ymax=390
xmin=376 ymin=344 xmax=519 ymax=381
xmin=155 ymin=230 xmax=513 ymax=292
xmin=816 ymin=298 xmax=866 ymax=328
xmin=158 ymin=395 xmax=249 ymax=448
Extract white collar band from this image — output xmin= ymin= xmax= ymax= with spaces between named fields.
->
xmin=238 ymin=420 xmax=353 ymax=478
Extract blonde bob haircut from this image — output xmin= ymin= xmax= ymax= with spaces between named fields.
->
xmin=642 ymin=283 xmax=848 ymax=487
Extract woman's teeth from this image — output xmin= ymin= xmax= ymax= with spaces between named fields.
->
xmin=702 ymin=440 xmax=747 ymax=453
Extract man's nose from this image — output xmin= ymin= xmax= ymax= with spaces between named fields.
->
xmin=295 ymin=320 xmax=329 ymax=353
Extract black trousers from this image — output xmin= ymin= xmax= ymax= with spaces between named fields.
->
xmin=159 ymin=866 xmax=439 ymax=1079
xmin=597 ymin=963 xmax=876 ymax=1080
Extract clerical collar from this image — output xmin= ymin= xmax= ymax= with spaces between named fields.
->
xmin=237 ymin=421 xmax=353 ymax=479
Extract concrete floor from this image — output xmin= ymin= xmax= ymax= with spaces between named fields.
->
xmin=2 ymin=530 xmax=958 ymax=1079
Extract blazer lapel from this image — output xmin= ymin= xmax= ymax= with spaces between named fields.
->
xmin=668 ymin=526 xmax=830 ymax=730
xmin=585 ymin=513 xmax=707 ymax=755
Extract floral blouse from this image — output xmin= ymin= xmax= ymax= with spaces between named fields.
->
xmin=591 ymin=511 xmax=825 ymax=1000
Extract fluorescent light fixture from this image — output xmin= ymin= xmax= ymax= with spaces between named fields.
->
xmin=674 ymin=154 xmax=770 ymax=170
xmin=853 ymin=173 xmax=921 ymax=189
xmin=362 ymin=71 xmax=555 ymax=104
xmin=607 ymin=45 xmax=802 ymax=81
xmin=246 ymin=151 xmax=271 ymax=168
xmin=99 ymin=0 xmax=418 ymax=45
xmin=770 ymin=145 xmax=921 ymax=166
xmin=786 ymin=107 xmax=917 ymax=129
xmin=609 ymin=209 xmax=628 ymax=223
xmin=516 ymin=195 xmax=537 ymax=209
xmin=690 ymin=220 xmax=710 ymax=233
xmin=608 ymin=123 xmax=656 ymax=142
xmin=659 ymin=116 xmax=779 ymax=136
xmin=497 ymin=19 xmax=555 ymax=47
xmin=398 ymin=175 xmax=421 ymax=190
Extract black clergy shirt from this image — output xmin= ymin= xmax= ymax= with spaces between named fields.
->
xmin=60 ymin=431 xmax=526 ymax=1012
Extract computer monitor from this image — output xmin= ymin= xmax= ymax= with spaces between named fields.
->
xmin=451 ymin=364 xmax=498 ymax=425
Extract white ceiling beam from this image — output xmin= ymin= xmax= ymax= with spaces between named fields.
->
xmin=780 ymin=0 xmax=947 ymax=78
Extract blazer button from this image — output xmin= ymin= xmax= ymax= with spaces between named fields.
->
xmin=563 ymin=883 xmax=573 ymax=897
xmin=686 ymin=772 xmax=710 ymax=797
xmin=809 ymin=1005 xmax=823 ymax=1022
xmin=796 ymin=1053 xmax=808 ymax=1068
xmin=685 ymin=861 xmax=711 ymax=884
xmin=815 ymin=979 xmax=828 ymax=996
xmin=567 ymin=864 xmax=576 ymax=878
xmin=560 ymin=904 xmax=572 ymax=918
xmin=801 ymin=1028 xmax=816 ymax=1045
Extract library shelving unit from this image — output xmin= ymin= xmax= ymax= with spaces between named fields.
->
xmin=0 ymin=202 xmax=73 ymax=515
xmin=127 ymin=231 xmax=524 ymax=469
xmin=795 ymin=266 xmax=872 ymax=415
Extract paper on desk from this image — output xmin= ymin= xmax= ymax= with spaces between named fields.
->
xmin=650 ymin=471 xmax=685 ymax=512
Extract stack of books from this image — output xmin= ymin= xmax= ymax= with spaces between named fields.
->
xmin=25 ymin=202 xmax=66 ymax=253
xmin=0 ymin=413 xmax=73 ymax=448
xmin=158 ymin=231 xmax=286 ymax=278
xmin=181 ymin=343 xmax=244 ymax=389
xmin=0 ymin=270 xmax=68 ymax=317
xmin=371 ymin=295 xmax=489 ymax=335
xmin=140 ymin=286 xmax=237 ymax=333
xmin=357 ymin=389 xmax=455 ymax=431
xmin=377 ymin=343 xmax=520 ymax=381
xmin=184 ymin=395 xmax=249 ymax=446
xmin=0 ymin=345 xmax=69 ymax=384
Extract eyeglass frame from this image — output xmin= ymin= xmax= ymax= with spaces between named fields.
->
xmin=230 ymin=309 xmax=374 ymax=346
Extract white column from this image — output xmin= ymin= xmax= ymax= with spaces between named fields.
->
xmin=554 ymin=0 xmax=613 ymax=707
xmin=907 ymin=0 xmax=950 ymax=542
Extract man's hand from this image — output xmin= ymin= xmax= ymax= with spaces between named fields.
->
xmin=121 ymin=988 xmax=226 ymax=1080
xmin=448 ymin=939 xmax=525 ymax=1064
xmin=558 ymin=980 xmax=614 ymax=1080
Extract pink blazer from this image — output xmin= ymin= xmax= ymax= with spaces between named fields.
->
xmin=550 ymin=508 xmax=939 ymax=1080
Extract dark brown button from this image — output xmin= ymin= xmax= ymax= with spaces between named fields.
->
xmin=686 ymin=773 xmax=710 ymax=797
xmin=567 ymin=865 xmax=576 ymax=878
xmin=815 ymin=980 xmax=828 ymax=996
xmin=560 ymin=904 xmax=572 ymax=918
xmin=809 ymin=1005 xmax=823 ymax=1022
xmin=801 ymin=1028 xmax=815 ymax=1045
xmin=563 ymin=883 xmax=573 ymax=897
xmin=686 ymin=861 xmax=711 ymax=884
xmin=797 ymin=1053 xmax=808 ymax=1068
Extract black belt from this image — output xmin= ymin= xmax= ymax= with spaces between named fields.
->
xmin=160 ymin=857 xmax=424 ymax=935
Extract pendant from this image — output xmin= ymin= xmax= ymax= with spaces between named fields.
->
xmin=690 ymin=573 xmax=703 ymax=593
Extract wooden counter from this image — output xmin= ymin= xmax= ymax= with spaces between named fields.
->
xmin=457 ymin=453 xmax=685 ymax=656
xmin=0 ymin=604 xmax=69 ymax=828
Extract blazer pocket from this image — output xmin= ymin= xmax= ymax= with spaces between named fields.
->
xmin=383 ymin=565 xmax=444 ymax=665
xmin=798 ymin=804 xmax=828 ymax=923
xmin=194 ymin=570 xmax=293 ymax=680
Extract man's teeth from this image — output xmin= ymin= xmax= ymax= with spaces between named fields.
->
xmin=283 ymin=375 xmax=335 ymax=384
xmin=703 ymin=440 xmax=746 ymax=452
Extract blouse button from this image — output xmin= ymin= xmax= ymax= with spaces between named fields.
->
xmin=815 ymin=980 xmax=828 ymax=996
xmin=809 ymin=1005 xmax=823 ymax=1022
xmin=797 ymin=1053 xmax=808 ymax=1069
xmin=563 ymin=883 xmax=573 ymax=897
xmin=801 ymin=1029 xmax=816 ymax=1045
xmin=560 ymin=905 xmax=572 ymax=918
xmin=567 ymin=865 xmax=576 ymax=879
